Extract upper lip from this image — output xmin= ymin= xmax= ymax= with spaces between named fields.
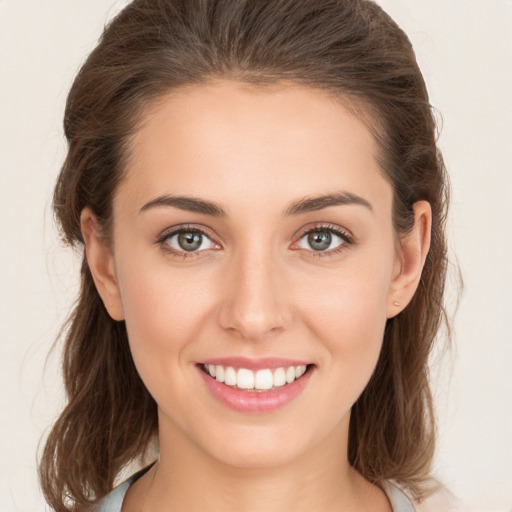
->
xmin=197 ymin=357 xmax=312 ymax=371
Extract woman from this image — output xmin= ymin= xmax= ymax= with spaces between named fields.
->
xmin=39 ymin=0 xmax=462 ymax=510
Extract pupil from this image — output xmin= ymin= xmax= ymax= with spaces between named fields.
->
xmin=178 ymin=231 xmax=202 ymax=251
xmin=308 ymin=231 xmax=331 ymax=251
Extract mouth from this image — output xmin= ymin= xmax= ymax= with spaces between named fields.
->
xmin=197 ymin=357 xmax=315 ymax=412
xmin=200 ymin=363 xmax=312 ymax=392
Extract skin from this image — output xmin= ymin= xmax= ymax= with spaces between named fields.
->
xmin=82 ymin=81 xmax=431 ymax=512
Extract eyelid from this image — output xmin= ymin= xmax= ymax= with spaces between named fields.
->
xmin=155 ymin=222 xmax=354 ymax=258
xmin=291 ymin=223 xmax=355 ymax=256
xmin=156 ymin=224 xmax=222 ymax=256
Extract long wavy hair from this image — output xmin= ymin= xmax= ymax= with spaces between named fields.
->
xmin=40 ymin=1 xmax=451 ymax=510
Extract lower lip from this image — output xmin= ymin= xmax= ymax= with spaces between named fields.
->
xmin=198 ymin=366 xmax=314 ymax=413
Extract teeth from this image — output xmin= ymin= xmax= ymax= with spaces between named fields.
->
xmin=273 ymin=367 xmax=286 ymax=387
xmin=237 ymin=368 xmax=254 ymax=389
xmin=204 ymin=364 xmax=308 ymax=390
xmin=224 ymin=366 xmax=237 ymax=386
xmin=215 ymin=365 xmax=224 ymax=382
xmin=286 ymin=366 xmax=296 ymax=383
xmin=255 ymin=369 xmax=273 ymax=390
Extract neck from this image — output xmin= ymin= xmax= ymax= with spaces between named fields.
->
xmin=130 ymin=414 xmax=388 ymax=512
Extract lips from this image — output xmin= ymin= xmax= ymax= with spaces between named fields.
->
xmin=197 ymin=358 xmax=314 ymax=413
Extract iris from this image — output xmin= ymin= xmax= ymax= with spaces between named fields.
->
xmin=308 ymin=231 xmax=332 ymax=251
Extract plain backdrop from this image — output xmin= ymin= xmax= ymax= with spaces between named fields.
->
xmin=1 ymin=1 xmax=511 ymax=511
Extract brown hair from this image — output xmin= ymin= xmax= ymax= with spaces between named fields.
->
xmin=40 ymin=0 xmax=451 ymax=510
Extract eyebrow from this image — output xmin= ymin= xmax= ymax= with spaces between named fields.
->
xmin=284 ymin=192 xmax=373 ymax=216
xmin=140 ymin=195 xmax=226 ymax=216
xmin=139 ymin=191 xmax=373 ymax=217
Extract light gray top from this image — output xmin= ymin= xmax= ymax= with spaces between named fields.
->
xmin=93 ymin=467 xmax=416 ymax=512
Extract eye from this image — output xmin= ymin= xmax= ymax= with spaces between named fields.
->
xmin=161 ymin=228 xmax=217 ymax=253
xmin=296 ymin=226 xmax=352 ymax=254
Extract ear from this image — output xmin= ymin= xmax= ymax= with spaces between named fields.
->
xmin=386 ymin=200 xmax=432 ymax=318
xmin=80 ymin=207 xmax=125 ymax=321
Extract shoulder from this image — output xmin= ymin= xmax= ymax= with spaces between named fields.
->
xmin=413 ymin=486 xmax=473 ymax=512
xmin=92 ymin=464 xmax=154 ymax=512
xmin=384 ymin=481 xmax=473 ymax=512
xmin=92 ymin=480 xmax=131 ymax=512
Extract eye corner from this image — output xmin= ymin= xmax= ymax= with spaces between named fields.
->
xmin=292 ymin=223 xmax=355 ymax=257
xmin=156 ymin=224 xmax=222 ymax=258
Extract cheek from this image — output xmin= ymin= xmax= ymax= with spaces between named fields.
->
xmin=296 ymin=256 xmax=394 ymax=392
xmin=114 ymin=264 xmax=224 ymax=435
xmin=114 ymin=258 xmax=216 ymax=379
xmin=300 ymin=257 xmax=392 ymax=337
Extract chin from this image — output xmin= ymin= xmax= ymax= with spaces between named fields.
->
xmin=208 ymin=441 xmax=305 ymax=469
xmin=194 ymin=419 xmax=335 ymax=471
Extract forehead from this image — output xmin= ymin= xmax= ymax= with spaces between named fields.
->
xmin=118 ymin=80 xmax=391 ymax=216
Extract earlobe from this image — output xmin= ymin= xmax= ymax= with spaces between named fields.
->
xmin=386 ymin=201 xmax=432 ymax=318
xmin=80 ymin=208 xmax=125 ymax=321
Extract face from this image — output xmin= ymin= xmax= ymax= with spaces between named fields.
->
xmin=84 ymin=81 xmax=425 ymax=470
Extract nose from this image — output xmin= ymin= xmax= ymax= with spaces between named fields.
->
xmin=217 ymin=247 xmax=292 ymax=341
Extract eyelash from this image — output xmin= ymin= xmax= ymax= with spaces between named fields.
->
xmin=156 ymin=224 xmax=218 ymax=259
xmin=156 ymin=223 xmax=354 ymax=259
xmin=294 ymin=223 xmax=355 ymax=258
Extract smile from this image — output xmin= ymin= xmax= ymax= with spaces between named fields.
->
xmin=202 ymin=364 xmax=308 ymax=391
xmin=198 ymin=358 xmax=314 ymax=413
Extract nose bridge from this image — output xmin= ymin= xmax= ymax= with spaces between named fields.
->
xmin=218 ymin=239 xmax=290 ymax=340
